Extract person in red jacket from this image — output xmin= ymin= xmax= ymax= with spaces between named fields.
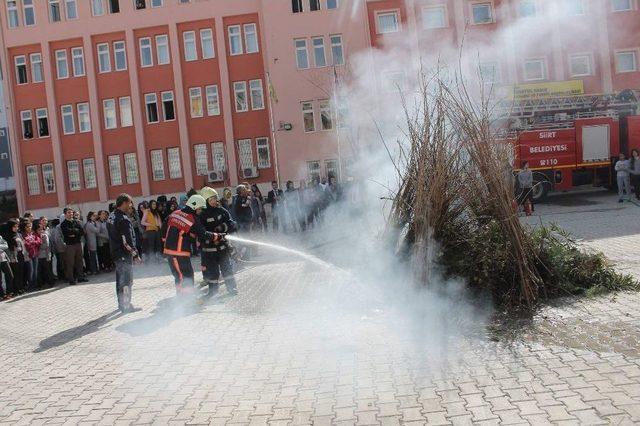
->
xmin=163 ymin=194 xmax=222 ymax=296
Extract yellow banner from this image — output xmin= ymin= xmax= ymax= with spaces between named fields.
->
xmin=506 ymin=80 xmax=585 ymax=100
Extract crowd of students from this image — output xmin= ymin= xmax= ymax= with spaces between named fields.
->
xmin=0 ymin=177 xmax=346 ymax=301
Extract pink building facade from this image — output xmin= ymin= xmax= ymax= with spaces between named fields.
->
xmin=1 ymin=0 xmax=640 ymax=216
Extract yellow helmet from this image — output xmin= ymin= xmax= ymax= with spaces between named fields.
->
xmin=200 ymin=186 xmax=219 ymax=201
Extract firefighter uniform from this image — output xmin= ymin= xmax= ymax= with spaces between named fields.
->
xmin=162 ymin=195 xmax=218 ymax=295
xmin=201 ymin=204 xmax=238 ymax=296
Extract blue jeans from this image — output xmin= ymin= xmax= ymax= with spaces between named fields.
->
xmin=115 ymin=257 xmax=133 ymax=309
xmin=618 ymin=175 xmax=631 ymax=200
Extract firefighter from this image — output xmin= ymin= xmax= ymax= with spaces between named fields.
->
xmin=162 ymin=194 xmax=221 ymax=296
xmin=199 ymin=187 xmax=238 ymax=297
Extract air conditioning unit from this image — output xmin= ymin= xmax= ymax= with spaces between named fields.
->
xmin=242 ymin=167 xmax=258 ymax=179
xmin=207 ymin=170 xmax=224 ymax=183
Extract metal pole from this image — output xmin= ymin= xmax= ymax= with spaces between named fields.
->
xmin=266 ymin=72 xmax=281 ymax=187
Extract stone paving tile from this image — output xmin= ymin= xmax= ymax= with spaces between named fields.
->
xmin=1 ymin=191 xmax=640 ymax=424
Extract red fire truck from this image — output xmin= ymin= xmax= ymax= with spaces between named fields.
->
xmin=503 ymin=90 xmax=640 ymax=201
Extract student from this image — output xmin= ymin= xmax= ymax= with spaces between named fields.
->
xmin=615 ymin=153 xmax=631 ymax=203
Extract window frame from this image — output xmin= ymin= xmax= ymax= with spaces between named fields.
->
xmin=255 ymin=137 xmax=271 ymax=169
xmin=194 ymin=143 xmax=209 ymax=176
xmin=49 ymin=0 xmax=62 ymax=23
xmin=326 ymin=0 xmax=338 ymax=9
xmin=77 ymin=102 xmax=92 ymax=133
xmin=150 ymin=149 xmax=165 ymax=181
xmin=330 ymin=34 xmax=344 ymax=66
xmin=82 ymin=158 xmax=97 ymax=189
xmin=244 ymin=23 xmax=259 ymax=54
xmin=237 ymin=138 xmax=254 ymax=171
xmin=36 ymin=108 xmax=49 ymax=138
xmin=103 ymin=98 xmax=117 ymax=130
xmin=22 ymin=0 xmax=35 ymax=26
xmin=71 ymin=47 xmax=85 ymax=77
xmin=376 ymin=10 xmax=400 ymax=34
xmin=119 ymin=96 xmax=133 ymax=127
xmin=108 ymin=154 xmax=123 ymax=186
xmin=167 ymin=147 xmax=182 ymax=179
xmin=113 ymin=41 xmax=127 ymax=71
xmin=7 ymin=0 xmax=20 ymax=28
xmin=615 ymin=50 xmax=638 ymax=73
xmin=200 ymin=28 xmax=215 ymax=59
xmin=124 ymin=152 xmax=139 ymax=184
xmin=611 ymin=0 xmax=634 ymax=12
xmin=518 ymin=0 xmax=537 ymax=18
xmin=249 ymin=79 xmax=265 ymax=110
xmin=470 ymin=2 xmax=494 ymax=25
xmin=319 ymin=99 xmax=334 ymax=131
xmin=523 ymin=58 xmax=547 ymax=81
xmin=15 ymin=55 xmax=27 ymax=84
xmin=61 ymin=104 xmax=75 ymax=134
xmin=139 ymin=37 xmax=154 ymax=67
xmin=21 ymin=110 xmax=33 ymax=140
xmin=65 ymin=0 xmax=78 ymax=19
xmin=155 ymin=34 xmax=170 ymax=65
xmin=189 ymin=87 xmax=204 ymax=118
xmin=67 ymin=160 xmax=81 ymax=191
xmin=479 ymin=61 xmax=501 ymax=84
xmin=312 ymin=36 xmax=327 ymax=68
xmin=295 ymin=39 xmax=309 ymax=70
xmin=228 ymin=25 xmax=243 ymax=56
xmin=91 ymin=0 xmax=105 ymax=16
xmin=233 ymin=81 xmax=248 ymax=113
xmin=42 ymin=163 xmax=56 ymax=193
xmin=569 ymin=53 xmax=593 ymax=77
xmin=205 ymin=85 xmax=221 ymax=116
xmin=145 ymin=93 xmax=159 ymax=123
xmin=55 ymin=49 xmax=69 ymax=79
xmin=211 ymin=142 xmax=226 ymax=172
xmin=302 ymin=101 xmax=315 ymax=133
xmin=161 ymin=90 xmax=175 ymax=121
xmin=422 ymin=5 xmax=448 ymax=29
xmin=29 ymin=53 xmax=43 ymax=83
xmin=26 ymin=165 xmax=40 ymax=195
xmin=183 ymin=30 xmax=198 ymax=62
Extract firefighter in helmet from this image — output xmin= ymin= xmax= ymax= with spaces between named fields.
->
xmin=162 ymin=194 xmax=222 ymax=296
xmin=200 ymin=186 xmax=238 ymax=297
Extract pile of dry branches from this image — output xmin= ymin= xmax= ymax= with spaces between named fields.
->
xmin=390 ymin=71 xmax=541 ymax=307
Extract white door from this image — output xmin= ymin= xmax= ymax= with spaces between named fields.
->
xmin=581 ymin=125 xmax=610 ymax=163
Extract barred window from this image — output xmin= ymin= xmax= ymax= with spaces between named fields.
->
xmin=167 ymin=147 xmax=182 ymax=179
xmin=124 ymin=153 xmax=139 ymax=184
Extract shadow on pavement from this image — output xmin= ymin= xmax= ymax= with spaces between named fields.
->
xmin=34 ymin=309 xmax=123 ymax=353
xmin=115 ymin=297 xmax=202 ymax=337
xmin=6 ymin=286 xmax=64 ymax=303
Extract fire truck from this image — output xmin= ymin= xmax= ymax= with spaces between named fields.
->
xmin=502 ymin=90 xmax=640 ymax=201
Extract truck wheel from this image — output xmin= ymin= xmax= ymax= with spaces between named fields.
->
xmin=531 ymin=180 xmax=550 ymax=202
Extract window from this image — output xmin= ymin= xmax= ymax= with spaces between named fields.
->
xmin=211 ymin=142 xmax=225 ymax=172
xmin=113 ymin=41 xmax=127 ymax=71
xmin=77 ymin=103 xmax=91 ymax=132
xmin=67 ymin=160 xmax=81 ymax=191
xmin=119 ymin=97 xmax=133 ymax=127
xmin=233 ymin=82 xmax=248 ymax=112
xmin=238 ymin=139 xmax=254 ymax=170
xmin=15 ymin=56 xmax=27 ymax=84
xmin=244 ymin=23 xmax=259 ymax=53
xmin=256 ymin=137 xmax=270 ymax=169
xmin=569 ymin=54 xmax=592 ymax=77
xmin=325 ymin=159 xmax=339 ymax=181
xmin=189 ymin=87 xmax=203 ymax=118
xmin=228 ymin=25 xmax=242 ymax=55
xmin=91 ymin=0 xmax=104 ymax=16
xmin=7 ymin=1 xmax=19 ymax=28
xmin=162 ymin=91 xmax=175 ymax=121
xmin=616 ymin=51 xmax=637 ymax=73
xmin=150 ymin=150 xmax=165 ymax=180
xmin=139 ymin=38 xmax=153 ymax=67
xmin=30 ymin=53 xmax=43 ymax=83
xmin=71 ymin=47 xmax=85 ymax=77
xmin=135 ymin=0 xmax=146 ymax=10
xmin=167 ymin=147 xmax=182 ymax=179
xmin=42 ymin=163 xmax=56 ymax=193
xmin=65 ymin=0 xmax=78 ymax=19
xmin=108 ymin=0 xmax=119 ymax=13
xmin=479 ymin=62 xmax=500 ymax=83
xmin=36 ymin=108 xmax=49 ymax=137
xmin=313 ymin=37 xmax=326 ymax=67
xmin=302 ymin=102 xmax=315 ymax=132
xmin=21 ymin=110 xmax=33 ymax=139
xmin=61 ymin=105 xmax=75 ymax=134
xmin=55 ymin=50 xmax=69 ymax=79
xmin=330 ymin=35 xmax=344 ymax=65
xmin=295 ymin=39 xmax=309 ymax=69
xmin=200 ymin=29 xmax=215 ymax=59
xmin=249 ymin=79 xmax=265 ymax=110
xmin=206 ymin=85 xmax=220 ymax=116
xmin=124 ymin=153 xmax=139 ymax=183
xmin=307 ymin=160 xmax=321 ymax=182
xmin=194 ymin=144 xmax=208 ymax=175
xmin=108 ymin=155 xmax=123 ymax=185
xmin=524 ymin=58 xmax=546 ymax=81
xmin=566 ymin=0 xmax=585 ymax=15
xmin=156 ymin=35 xmax=170 ymax=65
xmin=103 ymin=99 xmax=117 ymax=129
xmin=327 ymin=0 xmax=338 ymax=9
xmin=472 ymin=3 xmax=493 ymax=24
xmin=423 ymin=6 xmax=447 ymax=28
xmin=519 ymin=0 xmax=536 ymax=17
xmin=145 ymin=93 xmax=159 ymax=123
xmin=23 ymin=0 xmax=35 ymax=26
xmin=310 ymin=0 xmax=320 ymax=11
xmin=320 ymin=100 xmax=333 ymax=130
xmin=49 ymin=0 xmax=61 ymax=22
xmin=83 ymin=158 xmax=97 ymax=188
xmin=292 ymin=0 xmax=303 ymax=13
xmin=377 ymin=11 xmax=399 ymax=33
xmin=612 ymin=0 xmax=633 ymax=12
xmin=183 ymin=31 xmax=197 ymax=61
xmin=26 ymin=165 xmax=40 ymax=195
xmin=151 ymin=0 xmax=162 ymax=7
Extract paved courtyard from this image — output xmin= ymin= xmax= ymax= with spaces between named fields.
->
xmin=1 ymin=190 xmax=640 ymax=425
